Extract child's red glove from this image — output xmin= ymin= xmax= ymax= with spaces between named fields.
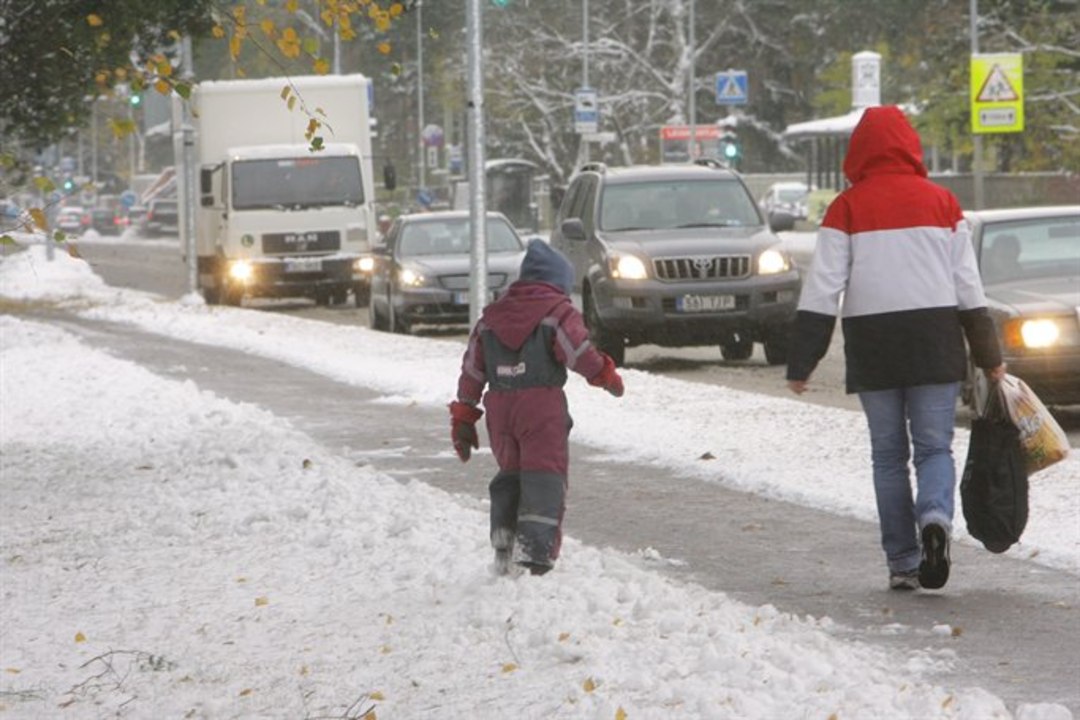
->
xmin=588 ymin=354 xmax=624 ymax=397
xmin=449 ymin=401 xmax=484 ymax=462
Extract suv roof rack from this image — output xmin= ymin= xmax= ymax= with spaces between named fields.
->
xmin=578 ymin=161 xmax=608 ymax=174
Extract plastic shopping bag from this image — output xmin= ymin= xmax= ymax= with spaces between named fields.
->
xmin=998 ymin=374 xmax=1070 ymax=475
xmin=961 ymin=385 xmax=1029 ymax=554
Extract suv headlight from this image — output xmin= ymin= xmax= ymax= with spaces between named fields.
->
xmin=757 ymin=249 xmax=790 ymax=275
xmin=609 ymin=253 xmax=648 ymax=280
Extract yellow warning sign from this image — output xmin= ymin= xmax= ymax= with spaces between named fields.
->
xmin=971 ymin=53 xmax=1023 ymax=134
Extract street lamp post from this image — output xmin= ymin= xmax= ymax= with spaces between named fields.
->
xmin=688 ymin=0 xmax=696 ymax=159
xmin=582 ymin=0 xmax=590 ymax=164
xmin=417 ymin=0 xmax=425 ymax=190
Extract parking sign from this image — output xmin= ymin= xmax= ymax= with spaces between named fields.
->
xmin=575 ymin=88 xmax=599 ymax=134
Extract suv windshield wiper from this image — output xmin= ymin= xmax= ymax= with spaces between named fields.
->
xmin=673 ymin=221 xmax=742 ymax=229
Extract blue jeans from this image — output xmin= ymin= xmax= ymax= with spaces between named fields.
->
xmin=858 ymin=383 xmax=960 ymax=573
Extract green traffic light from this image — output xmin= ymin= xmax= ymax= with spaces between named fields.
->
xmin=723 ymin=143 xmax=738 ymax=159
xmin=491 ymin=0 xmax=511 ymax=6
xmin=130 ymin=94 xmax=142 ymax=106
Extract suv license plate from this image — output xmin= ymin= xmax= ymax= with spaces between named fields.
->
xmin=284 ymin=258 xmax=323 ymax=273
xmin=677 ymin=294 xmax=736 ymax=312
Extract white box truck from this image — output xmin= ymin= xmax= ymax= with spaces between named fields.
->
xmin=193 ymin=74 xmax=391 ymax=306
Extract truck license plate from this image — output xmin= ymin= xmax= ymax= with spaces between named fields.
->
xmin=284 ymin=258 xmax=323 ymax=273
xmin=676 ymin=294 xmax=736 ymax=312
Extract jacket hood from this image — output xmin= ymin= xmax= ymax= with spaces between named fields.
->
xmin=481 ymin=282 xmax=571 ymax=350
xmin=518 ymin=239 xmax=574 ymax=295
xmin=843 ymin=106 xmax=928 ymax=184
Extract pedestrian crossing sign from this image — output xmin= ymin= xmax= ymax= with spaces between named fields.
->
xmin=715 ymin=70 xmax=748 ymax=106
xmin=971 ymin=53 xmax=1023 ymax=134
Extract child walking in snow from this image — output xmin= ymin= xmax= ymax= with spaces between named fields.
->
xmin=450 ymin=239 xmax=625 ymax=576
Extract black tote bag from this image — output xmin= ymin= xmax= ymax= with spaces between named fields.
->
xmin=960 ymin=386 xmax=1030 ymax=554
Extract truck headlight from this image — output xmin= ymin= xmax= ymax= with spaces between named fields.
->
xmin=758 ymin=249 xmax=790 ymax=275
xmin=1004 ymin=318 xmax=1061 ymax=349
xmin=354 ymin=256 xmax=374 ymax=273
xmin=610 ymin=253 xmax=648 ymax=280
xmin=228 ymin=260 xmax=254 ymax=282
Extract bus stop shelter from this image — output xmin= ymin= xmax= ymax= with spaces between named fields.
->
xmin=781 ymin=107 xmax=867 ymax=192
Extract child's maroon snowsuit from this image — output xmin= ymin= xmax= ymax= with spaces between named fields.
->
xmin=455 ymin=246 xmax=609 ymax=571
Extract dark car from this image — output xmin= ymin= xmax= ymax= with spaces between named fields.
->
xmin=90 ymin=207 xmax=125 ymax=236
xmin=367 ymin=210 xmax=527 ymax=334
xmin=963 ymin=205 xmax=1080 ymax=408
xmin=140 ymin=199 xmax=179 ymax=236
xmin=548 ymin=161 xmax=800 ymax=366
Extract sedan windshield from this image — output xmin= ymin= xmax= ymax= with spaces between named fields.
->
xmin=232 ymin=155 xmax=364 ymax=210
xmin=398 ymin=218 xmax=523 ymax=257
xmin=600 ymin=179 xmax=762 ymax=231
xmin=979 ymin=215 xmax=1080 ymax=284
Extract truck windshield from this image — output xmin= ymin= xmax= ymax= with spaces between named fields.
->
xmin=231 ymin=155 xmax=364 ymax=210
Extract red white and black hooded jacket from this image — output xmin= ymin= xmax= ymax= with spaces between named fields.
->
xmin=786 ymin=106 xmax=1001 ymax=393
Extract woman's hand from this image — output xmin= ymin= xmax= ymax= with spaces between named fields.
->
xmin=983 ymin=363 xmax=1007 ymax=383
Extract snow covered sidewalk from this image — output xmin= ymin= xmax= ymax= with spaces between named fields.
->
xmin=1 ymin=245 xmax=1076 ymax=719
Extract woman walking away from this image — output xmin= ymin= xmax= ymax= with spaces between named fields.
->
xmin=786 ymin=106 xmax=1005 ymax=592
xmin=450 ymin=240 xmax=624 ymax=576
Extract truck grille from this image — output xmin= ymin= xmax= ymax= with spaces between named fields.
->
xmin=262 ymin=230 xmax=341 ymax=255
xmin=440 ymin=273 xmax=509 ymax=290
xmin=653 ymin=255 xmax=751 ymax=281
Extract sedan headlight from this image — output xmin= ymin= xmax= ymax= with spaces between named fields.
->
xmin=609 ymin=253 xmax=648 ymax=280
xmin=1004 ymin=318 xmax=1062 ymax=349
xmin=757 ymin=248 xmax=790 ymax=275
xmin=398 ymin=266 xmax=429 ymax=287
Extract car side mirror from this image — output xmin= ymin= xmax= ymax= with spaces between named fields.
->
xmin=561 ymin=218 xmax=586 ymax=242
xmin=768 ymin=211 xmax=796 ymax=233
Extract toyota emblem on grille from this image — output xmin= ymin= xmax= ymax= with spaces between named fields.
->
xmin=692 ymin=256 xmax=714 ymax=277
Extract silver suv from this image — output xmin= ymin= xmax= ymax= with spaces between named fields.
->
xmin=549 ymin=161 xmax=800 ymax=366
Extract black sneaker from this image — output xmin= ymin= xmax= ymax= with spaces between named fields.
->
xmin=918 ymin=523 xmax=951 ymax=590
xmin=889 ymin=570 xmax=920 ymax=591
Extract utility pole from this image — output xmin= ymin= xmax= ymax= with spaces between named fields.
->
xmin=172 ymin=36 xmax=198 ymax=296
xmin=688 ymin=0 xmax=696 ymax=160
xmin=466 ymin=0 xmax=487 ymax=327
xmin=970 ymin=0 xmax=984 ymax=209
xmin=417 ymin=0 xmax=425 ymax=190
xmin=581 ymin=0 xmax=590 ymax=164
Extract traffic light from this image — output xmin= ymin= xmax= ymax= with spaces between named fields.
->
xmin=491 ymin=0 xmax=512 ymax=5
xmin=62 ymin=177 xmax=75 ymax=193
xmin=721 ymin=132 xmax=741 ymax=164
xmin=129 ymin=93 xmax=142 ymax=107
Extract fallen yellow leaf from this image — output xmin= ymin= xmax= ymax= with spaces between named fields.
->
xmin=239 ymin=688 xmax=253 ymax=697
xmin=583 ymin=677 xmax=596 ymax=693
xmin=4 ymin=668 xmax=20 ymax=674
xmin=255 ymin=596 xmax=269 ymax=606
xmin=616 ymin=708 xmax=627 ymax=720
xmin=558 ymin=632 xmax=570 ymax=642
xmin=370 ymin=690 xmax=385 ymax=701
xmin=501 ymin=663 xmax=517 ymax=674
xmin=74 ymin=632 xmax=86 ymax=643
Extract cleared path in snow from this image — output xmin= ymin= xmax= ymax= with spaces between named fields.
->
xmin=42 ymin=311 xmax=1080 ymax=715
